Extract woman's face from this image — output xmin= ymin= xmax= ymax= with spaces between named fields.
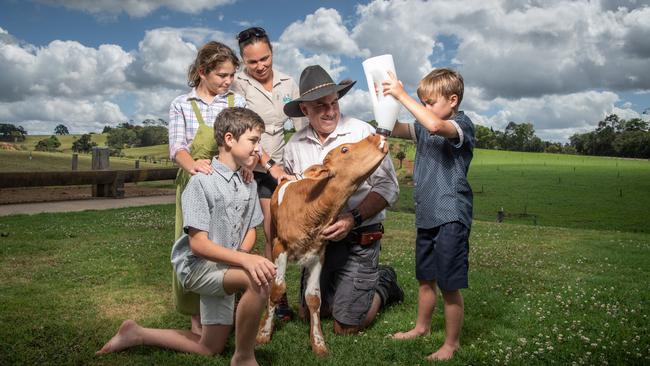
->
xmin=241 ymin=41 xmax=273 ymax=82
xmin=199 ymin=61 xmax=236 ymax=96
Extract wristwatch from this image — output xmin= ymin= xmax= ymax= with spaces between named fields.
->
xmin=351 ymin=208 xmax=363 ymax=227
xmin=264 ymin=158 xmax=276 ymax=172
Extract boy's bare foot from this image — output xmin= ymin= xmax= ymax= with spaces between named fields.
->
xmin=96 ymin=319 xmax=142 ymax=355
xmin=425 ymin=343 xmax=459 ymax=361
xmin=391 ymin=327 xmax=429 ymax=340
xmin=230 ymin=353 xmax=259 ymax=366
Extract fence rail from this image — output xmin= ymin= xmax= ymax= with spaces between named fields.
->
xmin=0 ymin=168 xmax=178 ymax=198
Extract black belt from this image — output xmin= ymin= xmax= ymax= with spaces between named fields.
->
xmin=344 ymin=223 xmax=384 ymax=245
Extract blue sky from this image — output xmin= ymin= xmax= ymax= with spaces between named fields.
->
xmin=1 ymin=0 xmax=649 ymax=142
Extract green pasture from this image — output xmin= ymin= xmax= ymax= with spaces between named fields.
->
xmin=122 ymin=144 xmax=170 ymax=160
xmin=21 ymin=134 xmax=107 ymax=151
xmin=0 ymin=150 xmax=169 ymax=171
xmin=1 ymin=207 xmax=648 ymax=365
xmin=389 ymin=143 xmax=650 ymax=233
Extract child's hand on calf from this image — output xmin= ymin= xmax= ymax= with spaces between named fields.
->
xmin=243 ymin=254 xmax=277 ymax=287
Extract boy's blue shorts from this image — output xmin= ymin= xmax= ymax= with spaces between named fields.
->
xmin=415 ymin=221 xmax=470 ymax=291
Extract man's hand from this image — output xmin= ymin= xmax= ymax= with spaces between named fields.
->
xmin=268 ymin=164 xmax=293 ymax=183
xmin=322 ymin=213 xmax=355 ymax=241
xmin=190 ymin=159 xmax=213 ymax=175
xmin=242 ymin=253 xmax=277 ymax=287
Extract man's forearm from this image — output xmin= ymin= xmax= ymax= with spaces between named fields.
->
xmin=355 ymin=191 xmax=388 ymax=222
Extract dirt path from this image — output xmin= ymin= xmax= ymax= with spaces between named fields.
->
xmin=0 ymin=184 xmax=175 ymax=216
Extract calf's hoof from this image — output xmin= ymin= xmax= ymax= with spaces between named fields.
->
xmin=256 ymin=331 xmax=271 ymax=345
xmin=312 ymin=344 xmax=328 ymax=357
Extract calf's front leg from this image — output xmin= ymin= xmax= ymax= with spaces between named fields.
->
xmin=302 ymin=252 xmax=328 ymax=357
xmin=256 ymin=239 xmax=287 ymax=344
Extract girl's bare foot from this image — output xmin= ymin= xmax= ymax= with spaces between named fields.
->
xmin=96 ymin=319 xmax=143 ymax=354
xmin=425 ymin=343 xmax=459 ymax=361
xmin=391 ymin=327 xmax=430 ymax=340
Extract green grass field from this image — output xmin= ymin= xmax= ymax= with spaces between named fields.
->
xmin=20 ymin=134 xmax=108 ymax=152
xmin=0 ymin=207 xmax=648 ymax=365
xmin=0 ymin=150 xmax=172 ymax=171
xmin=1 ymin=145 xmax=650 ymax=364
xmin=389 ymin=145 xmax=650 ymax=233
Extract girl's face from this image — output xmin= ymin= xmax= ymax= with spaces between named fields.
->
xmin=241 ymin=41 xmax=273 ymax=82
xmin=199 ymin=61 xmax=236 ymax=96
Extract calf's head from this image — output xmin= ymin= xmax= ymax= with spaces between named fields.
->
xmin=304 ymin=133 xmax=389 ymax=186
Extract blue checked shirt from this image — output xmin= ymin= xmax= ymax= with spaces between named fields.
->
xmin=168 ymin=88 xmax=246 ymax=160
xmin=411 ymin=111 xmax=475 ymax=229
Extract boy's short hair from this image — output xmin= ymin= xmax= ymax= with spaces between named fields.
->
xmin=214 ymin=107 xmax=265 ymax=145
xmin=417 ymin=68 xmax=464 ymax=107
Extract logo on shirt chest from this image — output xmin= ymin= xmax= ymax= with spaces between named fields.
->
xmin=282 ymin=95 xmax=292 ymax=104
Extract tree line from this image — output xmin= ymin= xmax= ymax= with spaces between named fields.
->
xmin=568 ymin=114 xmax=650 ymax=159
xmin=102 ymin=119 xmax=168 ymax=156
xmin=474 ymin=121 xmax=575 ymax=154
xmin=0 ymin=120 xmax=168 ymax=155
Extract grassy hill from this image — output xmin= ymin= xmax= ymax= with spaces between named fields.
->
xmin=0 ymin=150 xmax=172 ymax=171
xmin=2 ymin=142 xmax=649 ymax=232
xmin=20 ymin=133 xmax=108 ymax=152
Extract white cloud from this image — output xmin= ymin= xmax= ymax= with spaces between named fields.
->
xmin=37 ymin=0 xmax=235 ymax=17
xmin=0 ymin=39 xmax=132 ymax=102
xmin=279 ymin=8 xmax=367 ymax=58
xmin=469 ymin=90 xmax=643 ymax=141
xmin=351 ymin=0 xmax=650 ymax=97
xmin=272 ymin=43 xmax=346 ymax=82
xmin=0 ymin=97 xmax=126 ymax=134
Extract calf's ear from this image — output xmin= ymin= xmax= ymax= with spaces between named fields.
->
xmin=303 ymin=165 xmax=334 ymax=180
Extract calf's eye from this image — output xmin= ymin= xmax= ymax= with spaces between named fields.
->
xmin=341 ymin=147 xmax=349 ymax=153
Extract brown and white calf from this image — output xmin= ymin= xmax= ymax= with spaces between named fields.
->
xmin=255 ymin=133 xmax=389 ymax=356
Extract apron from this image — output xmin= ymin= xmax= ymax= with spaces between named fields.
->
xmin=173 ymin=95 xmax=233 ymax=315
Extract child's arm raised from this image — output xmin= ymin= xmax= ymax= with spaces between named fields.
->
xmin=187 ymin=228 xmax=276 ymax=287
xmin=383 ymin=71 xmax=458 ymax=139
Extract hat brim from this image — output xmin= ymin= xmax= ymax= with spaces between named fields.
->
xmin=284 ymin=81 xmax=356 ymax=118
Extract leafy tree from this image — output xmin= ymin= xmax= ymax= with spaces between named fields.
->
xmin=475 ymin=125 xmax=499 ymax=149
xmin=102 ymin=125 xmax=113 ymax=133
xmin=54 ymin=124 xmax=69 ymax=135
xmin=137 ymin=125 xmax=168 ymax=146
xmin=72 ymin=134 xmax=97 ymax=153
xmin=0 ymin=123 xmax=27 ymax=142
xmin=107 ymin=127 xmax=138 ymax=149
xmin=34 ymin=135 xmax=61 ymax=152
xmin=395 ymin=150 xmax=406 ymax=169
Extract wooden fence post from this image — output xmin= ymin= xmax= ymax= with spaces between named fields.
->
xmin=71 ymin=153 xmax=78 ymax=171
xmin=92 ymin=147 xmax=110 ymax=197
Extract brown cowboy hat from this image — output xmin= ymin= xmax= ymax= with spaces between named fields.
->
xmin=283 ymin=65 xmax=356 ymax=118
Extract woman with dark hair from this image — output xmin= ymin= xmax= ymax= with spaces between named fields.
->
xmin=232 ymin=27 xmax=305 ymax=320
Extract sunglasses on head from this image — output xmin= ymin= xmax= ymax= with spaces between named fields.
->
xmin=237 ymin=27 xmax=267 ymax=43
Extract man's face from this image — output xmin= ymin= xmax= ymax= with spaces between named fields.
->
xmin=300 ymin=93 xmax=340 ymax=138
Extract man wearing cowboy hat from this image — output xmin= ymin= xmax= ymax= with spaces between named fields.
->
xmin=282 ymin=65 xmax=404 ymax=334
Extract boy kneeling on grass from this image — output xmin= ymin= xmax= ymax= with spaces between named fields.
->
xmin=382 ymin=68 xmax=475 ymax=361
xmin=97 ymin=107 xmax=276 ymax=366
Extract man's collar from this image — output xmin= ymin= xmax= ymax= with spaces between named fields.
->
xmin=298 ymin=115 xmax=353 ymax=143
xmin=211 ymin=157 xmax=241 ymax=183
